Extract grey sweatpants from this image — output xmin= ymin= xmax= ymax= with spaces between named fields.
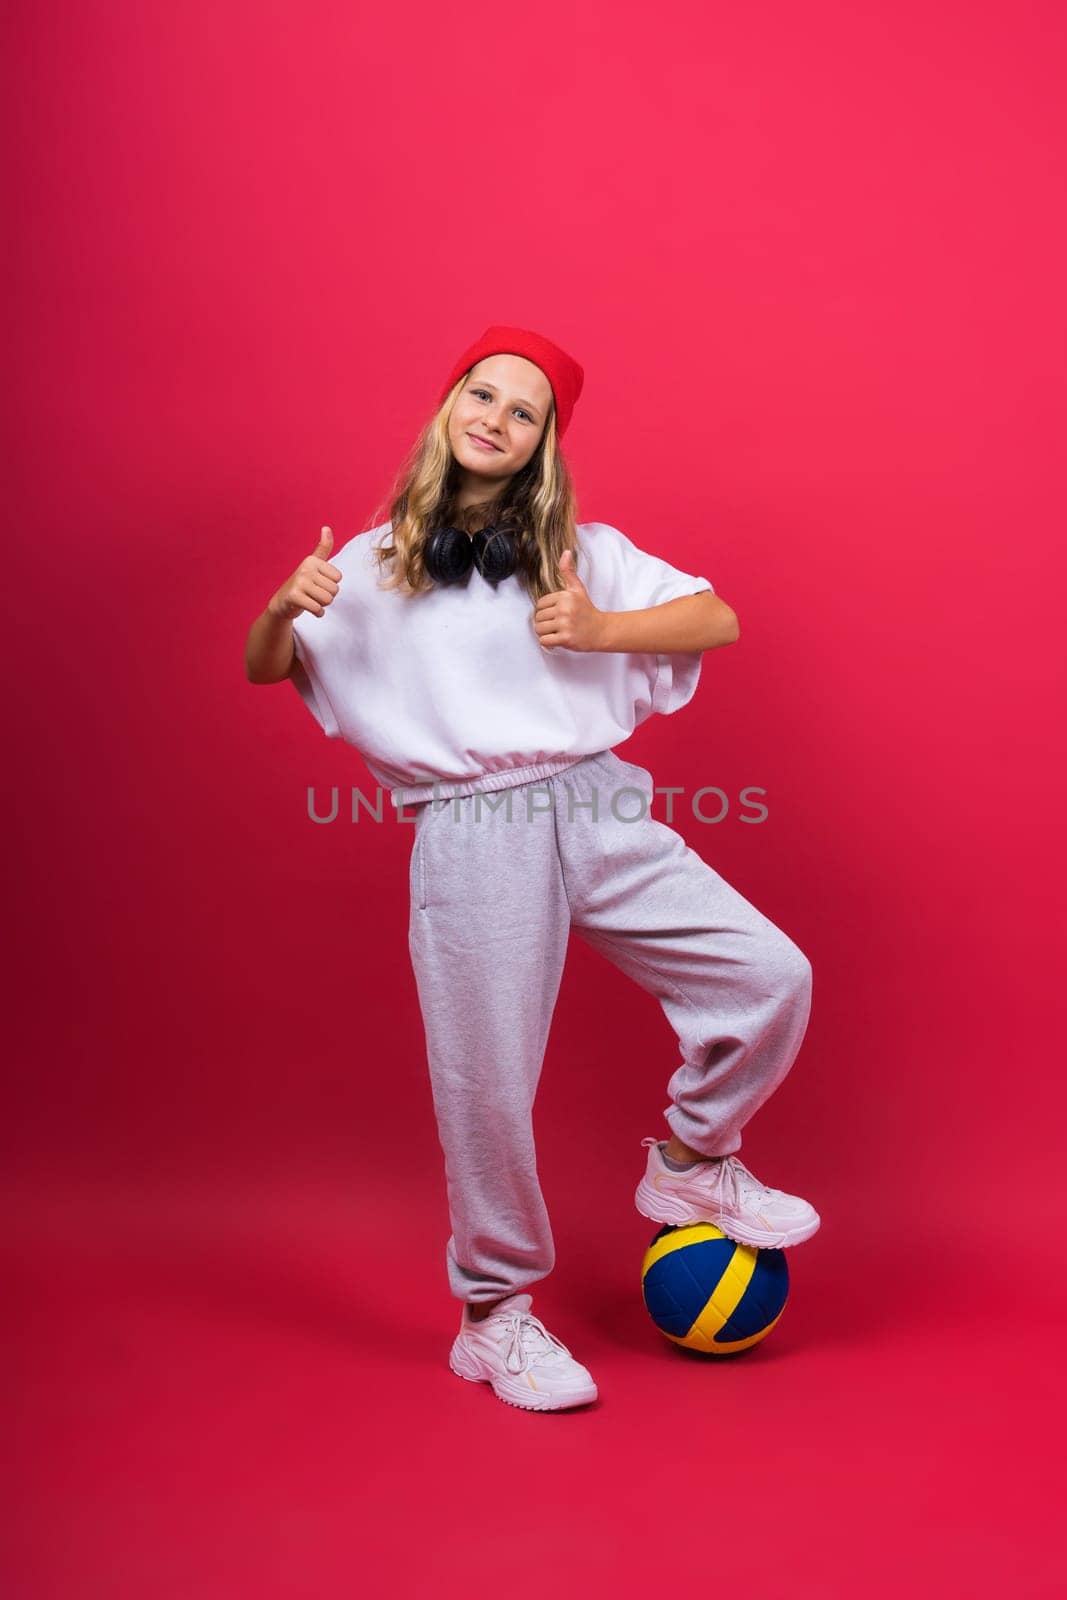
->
xmin=406 ymin=748 xmax=813 ymax=1305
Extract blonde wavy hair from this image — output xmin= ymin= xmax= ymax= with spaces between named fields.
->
xmin=366 ymin=373 xmax=584 ymax=601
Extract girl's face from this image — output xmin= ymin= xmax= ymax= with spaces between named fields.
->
xmin=447 ymin=354 xmax=553 ymax=496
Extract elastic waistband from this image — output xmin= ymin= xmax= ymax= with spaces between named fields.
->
xmin=391 ymin=753 xmax=595 ymax=809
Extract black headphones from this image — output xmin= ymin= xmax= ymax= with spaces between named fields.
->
xmin=423 ymin=523 xmax=519 ymax=587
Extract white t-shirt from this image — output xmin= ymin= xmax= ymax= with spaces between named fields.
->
xmin=289 ymin=520 xmax=715 ymax=809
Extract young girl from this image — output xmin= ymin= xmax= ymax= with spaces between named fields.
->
xmin=244 ymin=324 xmax=818 ymax=1413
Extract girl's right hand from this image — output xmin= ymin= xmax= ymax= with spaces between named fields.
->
xmin=268 ymin=527 xmax=343 ymax=621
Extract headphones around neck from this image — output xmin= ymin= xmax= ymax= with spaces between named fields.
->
xmin=423 ymin=523 xmax=519 ymax=587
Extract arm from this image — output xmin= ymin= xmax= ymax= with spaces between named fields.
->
xmin=534 ymin=550 xmax=740 ymax=656
xmin=244 ymin=602 xmax=298 ymax=684
xmin=595 ymin=590 xmax=740 ymax=654
xmin=244 ymin=526 xmax=341 ymax=684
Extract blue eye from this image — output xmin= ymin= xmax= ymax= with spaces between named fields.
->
xmin=472 ymin=388 xmax=533 ymax=423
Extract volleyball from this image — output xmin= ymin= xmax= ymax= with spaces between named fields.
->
xmin=640 ymin=1221 xmax=790 ymax=1355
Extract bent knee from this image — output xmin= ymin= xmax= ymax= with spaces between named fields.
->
xmin=764 ymin=935 xmax=812 ymax=1003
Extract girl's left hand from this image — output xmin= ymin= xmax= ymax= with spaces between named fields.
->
xmin=533 ymin=549 xmax=606 ymax=652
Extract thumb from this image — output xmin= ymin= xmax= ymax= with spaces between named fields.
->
xmin=313 ymin=525 xmax=333 ymax=559
xmin=559 ymin=548 xmax=584 ymax=590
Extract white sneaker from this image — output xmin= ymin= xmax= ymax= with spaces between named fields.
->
xmin=634 ymin=1136 xmax=821 ymax=1248
xmin=449 ymin=1293 xmax=598 ymax=1411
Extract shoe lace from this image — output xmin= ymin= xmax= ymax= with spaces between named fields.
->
xmin=701 ymin=1155 xmax=773 ymax=1220
xmin=496 ymin=1311 xmax=573 ymax=1375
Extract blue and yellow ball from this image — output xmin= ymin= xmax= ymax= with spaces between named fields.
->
xmin=641 ymin=1221 xmax=789 ymax=1355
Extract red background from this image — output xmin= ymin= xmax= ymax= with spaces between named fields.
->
xmin=5 ymin=1 xmax=1066 ymax=1594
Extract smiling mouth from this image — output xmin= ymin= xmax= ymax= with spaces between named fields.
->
xmin=468 ymin=434 xmax=503 ymax=452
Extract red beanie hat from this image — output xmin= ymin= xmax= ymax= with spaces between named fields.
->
xmin=438 ymin=324 xmax=585 ymax=438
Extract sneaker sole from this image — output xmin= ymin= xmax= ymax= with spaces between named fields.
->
xmin=635 ymin=1178 xmax=820 ymax=1249
xmin=449 ymin=1348 xmax=598 ymax=1411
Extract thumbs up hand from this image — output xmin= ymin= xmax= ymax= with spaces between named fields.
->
xmin=533 ymin=548 xmax=606 ymax=652
xmin=269 ymin=526 xmax=343 ymax=621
